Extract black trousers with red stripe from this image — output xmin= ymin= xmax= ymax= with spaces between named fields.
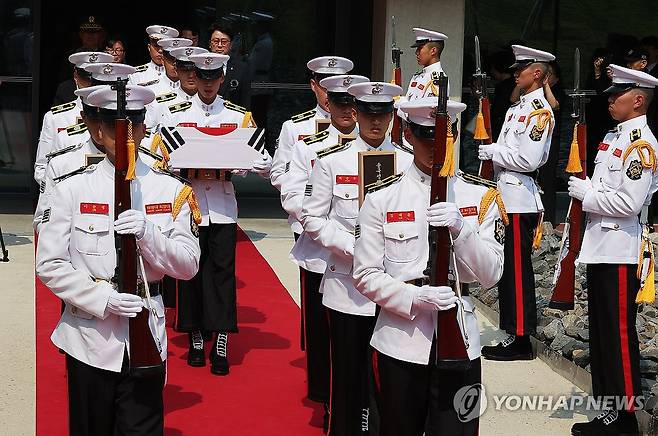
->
xmin=327 ymin=308 xmax=377 ymax=436
xmin=498 ymin=212 xmax=538 ymax=336
xmin=372 ymin=348 xmax=481 ymax=436
xmin=176 ymin=223 xmax=238 ymax=333
xmin=587 ymin=263 xmax=642 ymax=410
xmin=300 ymin=267 xmax=331 ymax=403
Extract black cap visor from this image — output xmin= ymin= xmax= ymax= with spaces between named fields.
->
xmin=604 ymin=82 xmax=640 ymax=94
xmin=176 ymin=61 xmax=196 ymax=71
xmin=356 ymin=100 xmax=394 ymax=114
xmin=97 ymin=108 xmax=146 ymax=124
xmin=411 ymin=38 xmax=430 ymax=48
xmin=409 ymin=120 xmax=435 ymax=139
xmin=327 ymin=91 xmax=355 ymax=105
xmin=195 ymin=67 xmax=224 ymax=80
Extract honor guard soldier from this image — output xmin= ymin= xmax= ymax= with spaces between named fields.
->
xmin=129 ymin=25 xmax=179 ymax=90
xmin=271 ymin=55 xmax=354 ymax=195
xmin=354 ymin=97 xmax=505 ymax=436
xmin=301 ymin=82 xmax=413 ymax=435
xmin=568 ymin=65 xmax=658 ymax=435
xmin=402 ymin=28 xmax=450 ymax=102
xmin=281 ymin=73 xmax=368 ymax=431
xmin=35 ymin=51 xmax=113 ymax=183
xmin=161 ymin=52 xmax=265 ymax=375
xmin=478 ymin=45 xmax=556 ymax=360
xmin=145 ymin=46 xmax=208 ymax=130
xmin=35 ymin=84 xmax=201 ymax=436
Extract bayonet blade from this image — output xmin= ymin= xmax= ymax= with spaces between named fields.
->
xmin=391 ymin=15 xmax=397 ymax=48
xmin=475 ymin=36 xmax=482 ymax=74
xmin=574 ymin=48 xmax=581 ymax=92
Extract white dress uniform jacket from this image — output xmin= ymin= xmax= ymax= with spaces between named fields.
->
xmin=301 ymin=136 xmax=413 ymax=316
xmin=282 ymin=124 xmax=357 ymax=273
xmin=161 ymin=94 xmax=254 ymax=226
xmin=353 ymin=166 xmax=505 ymax=364
xmin=34 ymin=98 xmax=84 ymax=183
xmin=129 ymin=61 xmax=166 ymax=88
xmin=578 ymin=115 xmax=658 ymax=264
xmin=34 ymin=137 xmax=104 ymax=232
xmin=272 ymin=105 xmax=330 ymax=233
xmin=36 ymin=158 xmax=201 ymax=372
xmin=491 ymin=87 xmax=554 ymax=213
xmin=402 ymin=61 xmax=450 ymax=102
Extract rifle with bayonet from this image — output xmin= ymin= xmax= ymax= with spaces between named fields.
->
xmin=113 ymin=78 xmax=163 ymax=372
xmin=425 ymin=72 xmax=471 ymax=370
xmin=391 ymin=15 xmax=404 ymax=146
xmin=473 ymin=36 xmax=494 ymax=180
xmin=549 ymin=48 xmax=594 ymax=310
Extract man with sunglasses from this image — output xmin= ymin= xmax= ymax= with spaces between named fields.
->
xmin=478 ymin=45 xmax=556 ymax=361
xmin=129 ymin=25 xmax=179 ymax=90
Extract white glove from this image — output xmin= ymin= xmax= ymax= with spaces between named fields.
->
xmin=231 ymin=169 xmax=248 ymax=177
xmin=427 ymin=202 xmax=464 ymax=237
xmin=114 ymin=209 xmax=149 ymax=240
xmin=412 ymin=285 xmax=458 ymax=312
xmin=478 ymin=144 xmax=495 ymax=160
xmin=251 ymin=152 xmax=273 ymax=176
xmin=567 ymin=176 xmax=592 ymax=201
xmin=106 ymin=291 xmax=143 ymax=318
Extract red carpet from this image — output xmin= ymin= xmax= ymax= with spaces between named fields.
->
xmin=36 ymin=228 xmax=323 ymax=435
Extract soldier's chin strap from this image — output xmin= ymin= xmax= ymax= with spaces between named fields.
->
xmin=637 ymin=205 xmax=655 ymax=304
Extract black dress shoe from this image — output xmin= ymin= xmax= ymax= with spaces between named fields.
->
xmin=210 ymin=332 xmax=230 ymax=376
xmin=187 ymin=331 xmax=206 ymax=367
xmin=571 ymin=410 xmax=639 ymax=435
xmin=481 ymin=335 xmax=534 ymax=361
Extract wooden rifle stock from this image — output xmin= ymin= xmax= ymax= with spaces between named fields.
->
xmin=391 ymin=67 xmax=403 ymax=145
xmin=426 ymin=73 xmax=470 ymax=370
xmin=113 ymin=80 xmax=163 ymax=371
xmin=478 ymin=97 xmax=495 ymax=180
xmin=548 ymin=122 xmax=587 ymax=310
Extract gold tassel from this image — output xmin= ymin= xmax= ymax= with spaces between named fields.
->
xmin=150 ymin=132 xmax=163 ymax=153
xmin=172 ymin=184 xmax=202 ymax=224
xmin=478 ymin=187 xmax=509 ymax=226
xmin=532 ymin=212 xmax=544 ymax=250
xmin=439 ymin=122 xmax=456 ymax=177
xmin=241 ymin=112 xmax=254 ymax=128
xmin=565 ymin=123 xmax=584 ymax=174
xmin=125 ymin=120 xmax=136 ymax=181
xmin=473 ymin=100 xmax=489 ymax=140
xmin=636 ymin=229 xmax=656 ymax=304
xmin=623 ymin=140 xmax=657 ymax=173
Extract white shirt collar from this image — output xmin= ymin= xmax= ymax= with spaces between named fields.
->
xmin=150 ymin=61 xmax=164 ymax=73
xmin=424 ymin=60 xmax=443 ymax=74
xmin=193 ymin=94 xmax=222 ymax=112
xmin=315 ymin=104 xmax=330 ymax=119
xmin=519 ymin=87 xmax=546 ymax=105
xmin=354 ymin=134 xmax=389 ymax=151
xmin=615 ymin=115 xmax=647 ymax=133
xmin=408 ymin=162 xmax=431 ymax=186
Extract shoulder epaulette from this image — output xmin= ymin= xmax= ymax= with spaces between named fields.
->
xmin=224 ymin=100 xmax=247 ymax=114
xmin=138 ymin=78 xmax=160 ymax=87
xmin=365 ymin=173 xmax=403 ymax=194
xmin=53 ymin=165 xmax=92 ymax=182
xmin=291 ymin=109 xmax=316 ymax=123
xmin=156 ymin=92 xmax=177 ymax=103
xmin=393 ymin=141 xmax=413 ymax=154
xmin=51 ymin=101 xmax=76 ymax=114
xmin=66 ymin=122 xmax=87 ymax=136
xmin=630 ymin=128 xmax=642 ymax=142
xmin=303 ymin=130 xmax=329 ymax=145
xmin=531 ymin=99 xmax=544 ymax=110
xmin=46 ymin=142 xmax=82 ymax=160
xmin=135 ymin=64 xmax=149 ymax=73
xmin=316 ymin=142 xmax=349 ymax=159
xmin=156 ymin=167 xmax=191 ymax=185
xmin=168 ymin=101 xmax=192 ymax=113
xmin=138 ymin=146 xmax=164 ymax=162
xmin=431 ymin=71 xmax=441 ymax=80
xmin=460 ymin=172 xmax=497 ymax=189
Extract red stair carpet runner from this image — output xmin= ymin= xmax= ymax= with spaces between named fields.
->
xmin=36 ymin=228 xmax=323 ymax=435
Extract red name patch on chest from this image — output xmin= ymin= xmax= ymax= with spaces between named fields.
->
xmin=459 ymin=206 xmax=478 ymax=217
xmin=613 ymin=148 xmax=622 ymax=157
xmin=336 ymin=175 xmax=359 ymax=184
xmin=411 ymin=81 xmax=418 ymax=88
xmin=220 ymin=123 xmax=238 ymax=129
xmin=80 ymin=203 xmax=109 ymax=215
xmin=145 ymin=203 xmax=172 ymax=214
xmin=598 ymin=143 xmax=610 ymax=151
xmin=518 ymin=116 xmax=526 ymax=123
xmin=177 ymin=122 xmax=197 ymax=127
xmin=417 ymin=83 xmax=425 ymax=90
xmin=387 ymin=211 xmax=415 ymax=222
xmin=298 ymin=134 xmax=308 ymax=141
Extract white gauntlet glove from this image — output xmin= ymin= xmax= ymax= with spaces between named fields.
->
xmin=427 ymin=202 xmax=464 ymax=238
xmin=114 ymin=209 xmax=149 ymax=240
xmin=251 ymin=152 xmax=273 ymax=177
xmin=412 ymin=285 xmax=458 ymax=312
xmin=106 ymin=291 xmax=143 ymax=318
xmin=478 ymin=144 xmax=495 ymax=160
xmin=567 ymin=176 xmax=592 ymax=201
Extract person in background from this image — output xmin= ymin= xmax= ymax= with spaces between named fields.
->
xmin=489 ymin=49 xmax=516 ymax=138
xmin=585 ymin=48 xmax=616 ymax=176
xmin=248 ymin=11 xmax=275 ymax=131
xmin=105 ymin=36 xmax=126 ymax=64
xmin=208 ymin=22 xmax=251 ymax=108
xmin=180 ymin=25 xmax=199 ymax=47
